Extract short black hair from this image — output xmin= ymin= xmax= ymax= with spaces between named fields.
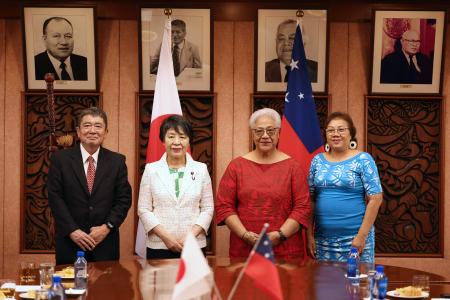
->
xmin=43 ymin=17 xmax=73 ymax=35
xmin=171 ymin=19 xmax=186 ymax=32
xmin=159 ymin=115 xmax=193 ymax=142
xmin=77 ymin=107 xmax=108 ymax=129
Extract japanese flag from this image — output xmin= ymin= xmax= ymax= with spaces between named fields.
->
xmin=172 ymin=233 xmax=213 ymax=300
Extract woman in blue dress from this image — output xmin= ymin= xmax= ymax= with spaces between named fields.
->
xmin=307 ymin=112 xmax=383 ymax=263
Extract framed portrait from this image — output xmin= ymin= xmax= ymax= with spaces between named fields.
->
xmin=140 ymin=8 xmax=211 ymax=92
xmin=371 ymin=10 xmax=446 ymax=94
xmin=257 ymin=9 xmax=327 ymax=93
xmin=23 ymin=6 xmax=97 ymax=91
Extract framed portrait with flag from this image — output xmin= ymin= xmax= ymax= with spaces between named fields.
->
xmin=140 ymin=8 xmax=211 ymax=92
xmin=256 ymin=9 xmax=328 ymax=93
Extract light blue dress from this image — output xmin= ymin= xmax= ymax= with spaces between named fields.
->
xmin=308 ymin=152 xmax=382 ymax=262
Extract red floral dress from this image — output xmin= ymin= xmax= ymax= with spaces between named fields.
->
xmin=215 ymin=157 xmax=311 ymax=259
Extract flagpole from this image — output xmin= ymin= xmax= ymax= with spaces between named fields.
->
xmin=213 ymin=280 xmax=224 ymax=300
xmin=226 ymin=223 xmax=270 ymax=300
xmin=296 ymin=9 xmax=304 ymax=29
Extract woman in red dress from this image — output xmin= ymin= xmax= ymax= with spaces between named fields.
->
xmin=215 ymin=108 xmax=311 ymax=259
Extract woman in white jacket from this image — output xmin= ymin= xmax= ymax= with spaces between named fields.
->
xmin=138 ymin=115 xmax=214 ymax=259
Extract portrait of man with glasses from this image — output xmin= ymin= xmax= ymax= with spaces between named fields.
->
xmin=380 ymin=28 xmax=433 ymax=84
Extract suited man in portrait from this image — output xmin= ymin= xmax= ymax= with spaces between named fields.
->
xmin=265 ymin=19 xmax=318 ymax=83
xmin=380 ymin=30 xmax=433 ymax=84
xmin=35 ymin=16 xmax=88 ymax=81
xmin=47 ymin=107 xmax=132 ymax=265
xmin=150 ymin=19 xmax=202 ymax=76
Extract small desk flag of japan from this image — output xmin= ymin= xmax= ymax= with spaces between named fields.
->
xmin=172 ymin=233 xmax=213 ymax=300
xmin=244 ymin=232 xmax=283 ymax=300
xmin=134 ymin=17 xmax=183 ymax=258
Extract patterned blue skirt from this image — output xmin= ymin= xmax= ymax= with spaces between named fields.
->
xmin=315 ymin=228 xmax=375 ymax=263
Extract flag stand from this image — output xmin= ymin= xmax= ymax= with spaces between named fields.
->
xmin=226 ymin=223 xmax=270 ymax=300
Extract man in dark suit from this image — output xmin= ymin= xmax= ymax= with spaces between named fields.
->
xmin=380 ymin=30 xmax=433 ymax=84
xmin=47 ymin=107 xmax=131 ymax=265
xmin=35 ymin=16 xmax=88 ymax=81
xmin=265 ymin=19 xmax=318 ymax=83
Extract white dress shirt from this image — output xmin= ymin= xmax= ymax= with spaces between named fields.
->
xmin=80 ymin=144 xmax=100 ymax=175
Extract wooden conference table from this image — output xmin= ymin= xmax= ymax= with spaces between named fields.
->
xmin=19 ymin=257 xmax=450 ymax=300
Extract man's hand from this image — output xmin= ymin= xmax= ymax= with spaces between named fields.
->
xmin=89 ymin=225 xmax=111 ymax=245
xmin=70 ymin=229 xmax=96 ymax=251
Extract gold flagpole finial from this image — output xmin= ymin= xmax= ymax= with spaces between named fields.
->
xmin=296 ymin=9 xmax=304 ymax=18
xmin=164 ymin=8 xmax=172 ymax=18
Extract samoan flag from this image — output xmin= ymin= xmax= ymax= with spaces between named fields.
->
xmin=244 ymin=232 xmax=283 ymax=300
xmin=278 ymin=21 xmax=323 ymax=174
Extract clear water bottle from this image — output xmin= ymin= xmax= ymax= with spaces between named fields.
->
xmin=47 ymin=275 xmax=65 ymax=300
xmin=367 ymin=263 xmax=377 ymax=300
xmin=372 ymin=265 xmax=388 ymax=299
xmin=347 ymin=247 xmax=360 ymax=285
xmin=74 ymin=251 xmax=88 ymax=289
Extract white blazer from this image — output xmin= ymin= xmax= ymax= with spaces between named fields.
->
xmin=137 ymin=153 xmax=214 ymax=249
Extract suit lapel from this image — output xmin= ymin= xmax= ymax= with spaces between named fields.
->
xmin=177 ymin=154 xmax=195 ymax=201
xmin=43 ymin=54 xmax=60 ymax=80
xmin=69 ymin=146 xmax=89 ymax=196
xmin=180 ymin=43 xmax=189 ymax=71
xmin=155 ymin=154 xmax=178 ymax=203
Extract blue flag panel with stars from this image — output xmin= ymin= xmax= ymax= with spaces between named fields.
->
xmin=283 ymin=23 xmax=323 ymax=153
xmin=255 ymin=232 xmax=275 ymax=263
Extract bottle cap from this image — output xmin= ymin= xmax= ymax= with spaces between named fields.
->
xmin=376 ymin=265 xmax=384 ymax=273
xmin=52 ymin=275 xmax=62 ymax=283
xmin=350 ymin=247 xmax=358 ymax=253
xmin=77 ymin=251 xmax=85 ymax=257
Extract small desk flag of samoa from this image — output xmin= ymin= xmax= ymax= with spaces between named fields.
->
xmin=244 ymin=232 xmax=283 ymax=300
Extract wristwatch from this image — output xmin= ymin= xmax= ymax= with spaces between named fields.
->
xmin=278 ymin=229 xmax=287 ymax=242
xmin=106 ymin=222 xmax=114 ymax=230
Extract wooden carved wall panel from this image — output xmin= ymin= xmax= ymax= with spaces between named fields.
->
xmin=24 ymin=94 xmax=101 ymax=252
xmin=252 ymin=94 xmax=329 ymax=131
xmin=367 ymin=97 xmax=441 ymax=255
xmin=138 ymin=94 xmax=214 ymax=252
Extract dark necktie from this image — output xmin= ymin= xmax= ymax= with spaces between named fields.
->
xmin=172 ymin=45 xmax=180 ymax=76
xmin=284 ymin=65 xmax=291 ymax=82
xmin=408 ymin=55 xmax=418 ymax=82
xmin=60 ymin=62 xmax=71 ymax=80
xmin=86 ymin=156 xmax=96 ymax=194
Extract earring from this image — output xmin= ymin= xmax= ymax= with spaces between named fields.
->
xmin=349 ymin=140 xmax=357 ymax=150
xmin=324 ymin=143 xmax=330 ymax=152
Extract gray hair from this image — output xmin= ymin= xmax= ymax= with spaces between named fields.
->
xmin=277 ymin=19 xmax=296 ymax=33
xmin=249 ymin=108 xmax=281 ymax=128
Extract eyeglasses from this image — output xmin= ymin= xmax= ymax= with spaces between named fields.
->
xmin=403 ymin=39 xmax=421 ymax=44
xmin=252 ymin=127 xmax=279 ymax=137
xmin=80 ymin=123 xmax=105 ymax=131
xmin=325 ymin=127 xmax=348 ymax=135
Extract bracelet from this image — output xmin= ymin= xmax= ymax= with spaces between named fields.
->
xmin=241 ymin=231 xmax=248 ymax=239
